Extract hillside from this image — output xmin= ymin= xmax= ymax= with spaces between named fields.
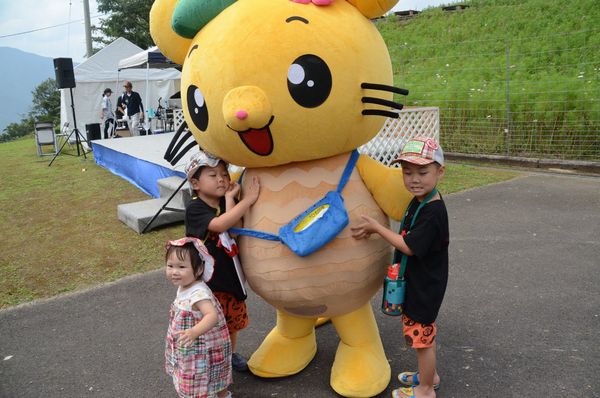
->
xmin=377 ymin=0 xmax=600 ymax=160
xmin=0 ymin=47 xmax=55 ymax=132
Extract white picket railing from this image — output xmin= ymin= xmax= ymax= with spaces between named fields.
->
xmin=359 ymin=107 xmax=440 ymax=166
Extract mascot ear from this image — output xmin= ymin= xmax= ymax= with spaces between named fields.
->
xmin=150 ymin=0 xmax=193 ymax=65
xmin=150 ymin=0 xmax=237 ymax=65
xmin=346 ymin=0 xmax=399 ymax=19
xmin=172 ymin=0 xmax=236 ymax=38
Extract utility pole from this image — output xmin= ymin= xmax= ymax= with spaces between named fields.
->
xmin=83 ymin=0 xmax=93 ymax=58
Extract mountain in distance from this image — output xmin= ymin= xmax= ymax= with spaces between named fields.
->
xmin=0 ymin=47 xmax=56 ymax=133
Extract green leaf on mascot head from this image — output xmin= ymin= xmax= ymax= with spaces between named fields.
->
xmin=172 ymin=0 xmax=237 ymax=39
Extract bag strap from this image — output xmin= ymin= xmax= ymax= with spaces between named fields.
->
xmin=396 ymin=188 xmax=438 ymax=278
xmin=337 ymin=150 xmax=359 ymax=193
xmin=229 ymin=151 xmax=359 ymax=239
xmin=229 ymin=227 xmax=281 ymax=241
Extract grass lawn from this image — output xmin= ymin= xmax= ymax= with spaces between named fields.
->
xmin=0 ymin=136 xmax=520 ymax=308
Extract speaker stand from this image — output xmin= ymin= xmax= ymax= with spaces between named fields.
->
xmin=49 ymin=88 xmax=88 ymax=166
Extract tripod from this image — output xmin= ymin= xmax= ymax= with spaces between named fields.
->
xmin=49 ymin=87 xmax=88 ymax=166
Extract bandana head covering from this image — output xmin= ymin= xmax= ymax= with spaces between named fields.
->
xmin=165 ymin=237 xmax=214 ymax=282
xmin=184 ymin=150 xmax=227 ymax=181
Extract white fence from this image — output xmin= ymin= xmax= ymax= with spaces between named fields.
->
xmin=174 ymin=109 xmax=185 ymax=131
xmin=360 ymin=107 xmax=440 ymax=166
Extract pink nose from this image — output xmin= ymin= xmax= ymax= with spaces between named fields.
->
xmin=235 ymin=110 xmax=248 ymax=120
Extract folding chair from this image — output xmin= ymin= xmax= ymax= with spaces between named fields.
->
xmin=55 ymin=122 xmax=72 ymax=149
xmin=34 ymin=122 xmax=58 ymax=156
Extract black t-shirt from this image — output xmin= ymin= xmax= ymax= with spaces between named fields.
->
xmin=185 ymin=196 xmax=246 ymax=300
xmin=121 ymin=92 xmax=143 ymax=116
xmin=115 ymin=95 xmax=124 ymax=119
xmin=396 ymin=197 xmax=449 ymax=324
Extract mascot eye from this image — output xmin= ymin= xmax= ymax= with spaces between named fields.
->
xmin=287 ymin=54 xmax=332 ymax=108
xmin=186 ymin=85 xmax=209 ymax=131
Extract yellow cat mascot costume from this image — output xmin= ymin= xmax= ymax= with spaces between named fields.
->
xmin=150 ymin=0 xmax=412 ymax=396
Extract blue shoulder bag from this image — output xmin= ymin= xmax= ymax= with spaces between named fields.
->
xmin=230 ymin=150 xmax=359 ymax=257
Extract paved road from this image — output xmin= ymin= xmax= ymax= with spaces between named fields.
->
xmin=1 ymin=173 xmax=599 ymax=398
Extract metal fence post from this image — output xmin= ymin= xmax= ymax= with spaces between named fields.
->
xmin=505 ymin=40 xmax=512 ymax=156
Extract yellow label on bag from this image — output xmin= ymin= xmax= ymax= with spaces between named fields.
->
xmin=294 ymin=204 xmax=330 ymax=232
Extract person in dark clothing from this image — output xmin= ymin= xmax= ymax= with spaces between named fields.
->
xmin=351 ymin=137 xmax=449 ymax=398
xmin=115 ymin=93 xmax=124 ymax=120
xmin=184 ymin=150 xmax=261 ymax=372
xmin=117 ymin=81 xmax=144 ymax=136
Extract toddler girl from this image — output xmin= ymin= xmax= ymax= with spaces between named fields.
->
xmin=164 ymin=237 xmax=232 ymax=398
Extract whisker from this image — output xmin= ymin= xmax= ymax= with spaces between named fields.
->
xmin=362 ymin=96 xmax=404 ymax=110
xmin=361 ymin=82 xmax=409 ymax=96
xmin=169 ymin=130 xmax=192 ymax=160
xmin=171 ymin=141 xmax=198 ymax=165
xmin=164 ymin=122 xmax=188 ymax=162
xmin=164 ymin=121 xmax=199 ymax=165
xmin=362 ymin=109 xmax=400 ymax=118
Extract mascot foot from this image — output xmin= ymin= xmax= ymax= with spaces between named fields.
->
xmin=330 ymin=304 xmax=391 ymax=397
xmin=248 ymin=315 xmax=317 ymax=378
xmin=330 ymin=340 xmax=390 ymax=397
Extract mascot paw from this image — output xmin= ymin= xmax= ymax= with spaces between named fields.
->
xmin=248 ymin=325 xmax=317 ymax=377
xmin=330 ymin=340 xmax=391 ymax=397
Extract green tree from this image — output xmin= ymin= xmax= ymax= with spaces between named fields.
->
xmin=29 ymin=78 xmax=61 ymax=122
xmin=1 ymin=78 xmax=60 ymax=142
xmin=94 ymin=0 xmax=153 ymax=49
xmin=1 ymin=120 xmax=33 ymax=142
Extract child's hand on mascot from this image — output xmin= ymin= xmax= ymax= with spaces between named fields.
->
xmin=244 ymin=176 xmax=260 ymax=204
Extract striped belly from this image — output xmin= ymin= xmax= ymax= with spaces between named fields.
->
xmin=239 ymin=153 xmax=390 ymax=318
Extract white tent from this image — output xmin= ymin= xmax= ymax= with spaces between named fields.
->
xmin=60 ymin=37 xmax=181 ymax=141
xmin=118 ymin=46 xmax=178 ymax=70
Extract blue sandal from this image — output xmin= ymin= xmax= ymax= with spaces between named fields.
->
xmin=398 ymin=371 xmax=440 ymax=390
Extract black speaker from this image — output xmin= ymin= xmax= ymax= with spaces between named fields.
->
xmin=85 ymin=123 xmax=101 ymax=144
xmin=53 ymin=58 xmax=75 ymax=89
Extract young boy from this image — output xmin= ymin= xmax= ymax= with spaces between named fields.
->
xmin=351 ymin=137 xmax=449 ymax=398
xmin=184 ymin=150 xmax=260 ymax=372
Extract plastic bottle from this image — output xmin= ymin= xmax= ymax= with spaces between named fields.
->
xmin=381 ymin=263 xmax=405 ymax=316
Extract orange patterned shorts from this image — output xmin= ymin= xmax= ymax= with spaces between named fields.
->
xmin=213 ymin=291 xmax=249 ymax=333
xmin=402 ymin=314 xmax=437 ymax=349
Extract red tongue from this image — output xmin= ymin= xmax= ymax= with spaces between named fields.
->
xmin=239 ymin=127 xmax=273 ymax=156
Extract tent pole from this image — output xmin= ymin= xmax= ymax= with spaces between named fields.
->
xmin=116 ymin=70 xmax=120 ymax=108
xmin=145 ymin=63 xmax=149 ymax=125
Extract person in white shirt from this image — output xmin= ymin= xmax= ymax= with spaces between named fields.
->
xmin=100 ymin=88 xmax=115 ymax=138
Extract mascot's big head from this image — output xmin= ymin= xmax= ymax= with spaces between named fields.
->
xmin=150 ymin=0 xmax=401 ymax=168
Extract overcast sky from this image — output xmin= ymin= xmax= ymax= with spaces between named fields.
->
xmin=0 ymin=0 xmax=450 ymax=63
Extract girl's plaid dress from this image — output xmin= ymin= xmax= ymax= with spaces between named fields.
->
xmin=165 ymin=281 xmax=232 ymax=398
